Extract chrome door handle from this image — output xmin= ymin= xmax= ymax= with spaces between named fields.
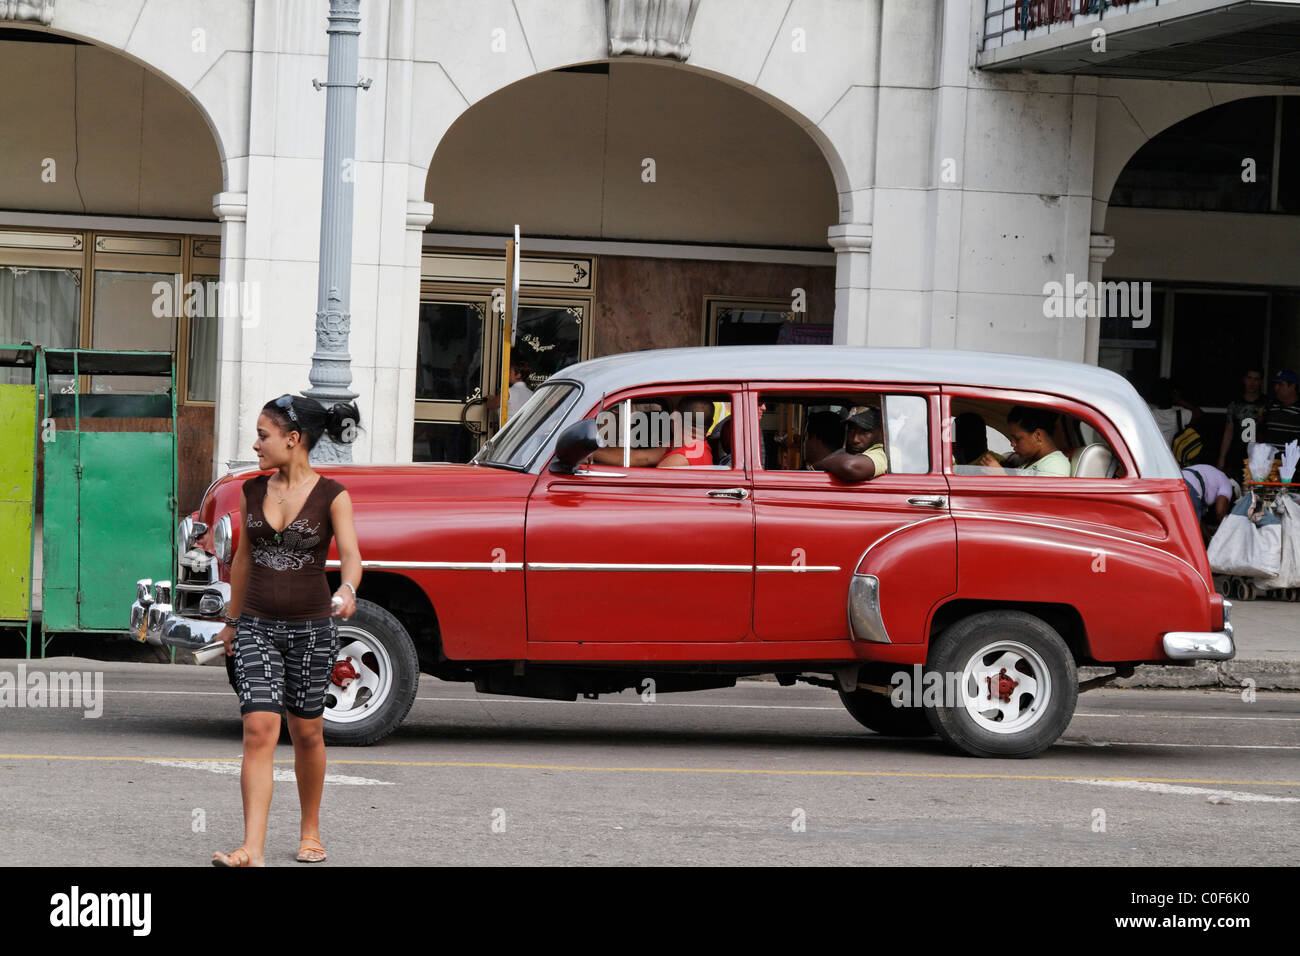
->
xmin=907 ymin=495 xmax=947 ymax=508
xmin=708 ymin=488 xmax=749 ymax=500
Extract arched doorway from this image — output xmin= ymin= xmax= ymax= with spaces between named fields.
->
xmin=414 ymin=60 xmax=841 ymax=461
xmin=0 ymin=25 xmax=224 ymax=509
xmin=1098 ymin=94 xmax=1300 ymax=469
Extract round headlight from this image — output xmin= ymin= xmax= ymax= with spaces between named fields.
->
xmin=177 ymin=516 xmax=193 ymax=557
xmin=213 ymin=514 xmax=233 ymax=565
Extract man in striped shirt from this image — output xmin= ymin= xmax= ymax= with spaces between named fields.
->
xmin=1261 ymin=370 xmax=1300 ymax=448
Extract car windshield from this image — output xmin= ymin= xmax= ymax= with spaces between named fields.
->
xmin=473 ymin=381 xmax=582 ymax=470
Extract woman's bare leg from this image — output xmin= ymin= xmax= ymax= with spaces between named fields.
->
xmin=214 ymin=710 xmax=280 ymax=866
xmin=286 ymin=713 xmax=326 ymax=859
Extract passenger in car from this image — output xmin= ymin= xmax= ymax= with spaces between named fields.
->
xmin=843 ymin=406 xmax=890 ymax=475
xmin=806 ymin=407 xmax=887 ymax=482
xmin=658 ymin=396 xmax=716 ymax=467
xmin=591 ymin=397 xmax=674 ymax=466
xmin=802 ymin=411 xmax=844 ymax=468
xmin=954 ymin=412 xmax=1004 ymax=466
xmin=976 ymin=406 xmax=1070 ymax=476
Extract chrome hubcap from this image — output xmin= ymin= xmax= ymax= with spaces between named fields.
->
xmin=324 ymin=625 xmax=393 ymax=724
xmin=959 ymin=640 xmax=1051 ymax=735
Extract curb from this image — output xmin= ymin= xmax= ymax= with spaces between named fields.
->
xmin=1079 ymin=660 xmax=1300 ymax=691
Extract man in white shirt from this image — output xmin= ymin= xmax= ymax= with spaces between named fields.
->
xmin=507 ymin=362 xmax=534 ymax=414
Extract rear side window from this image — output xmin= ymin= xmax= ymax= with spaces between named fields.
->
xmin=949 ymin=397 xmax=1123 ymax=479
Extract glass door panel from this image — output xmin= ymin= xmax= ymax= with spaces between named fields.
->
xmin=513 ymin=303 xmax=583 ymax=389
xmin=91 ymin=270 xmax=176 ymax=394
xmin=414 ymin=297 xmax=492 ymax=463
xmin=417 ymin=300 xmax=487 ymax=402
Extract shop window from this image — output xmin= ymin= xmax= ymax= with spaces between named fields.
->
xmin=0 ymin=264 xmax=79 ymax=388
xmin=91 ymin=270 xmax=176 ymax=394
xmin=704 ymin=297 xmax=831 ymax=346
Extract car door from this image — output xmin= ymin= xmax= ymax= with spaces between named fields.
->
xmin=525 ymin=384 xmax=755 ymax=644
xmin=748 ymin=384 xmax=956 ymax=644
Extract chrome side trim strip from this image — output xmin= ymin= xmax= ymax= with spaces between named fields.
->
xmin=325 ymin=560 xmax=525 ymax=570
xmin=755 ymin=565 xmax=841 ymax=572
xmin=527 ymin=562 xmax=752 ymax=572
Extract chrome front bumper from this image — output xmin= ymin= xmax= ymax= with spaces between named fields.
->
xmin=129 ymin=575 xmax=228 ymax=649
xmin=1162 ymin=599 xmax=1236 ymax=661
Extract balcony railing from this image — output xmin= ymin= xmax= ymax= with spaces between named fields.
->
xmin=983 ymin=0 xmax=1173 ymax=51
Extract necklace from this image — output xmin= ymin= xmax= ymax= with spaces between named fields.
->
xmin=271 ymin=472 xmax=314 ymax=504
xmin=269 ymin=473 xmax=315 ymax=543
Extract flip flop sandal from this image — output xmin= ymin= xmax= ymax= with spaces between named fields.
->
xmin=296 ymin=837 xmax=327 ymax=863
xmin=212 ymin=846 xmax=252 ymax=867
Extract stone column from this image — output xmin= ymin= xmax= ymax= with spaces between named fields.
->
xmin=827 ymin=223 xmax=872 ymax=346
xmin=212 ymin=190 xmax=248 ymax=477
xmin=1086 ymin=233 xmax=1115 ymax=366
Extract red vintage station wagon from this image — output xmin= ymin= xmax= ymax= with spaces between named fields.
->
xmin=129 ymin=347 xmax=1233 ymax=757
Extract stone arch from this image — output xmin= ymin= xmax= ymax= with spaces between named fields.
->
xmin=0 ymin=10 xmax=249 ymax=198
xmin=419 ymin=57 xmax=843 ymax=247
xmin=1093 ymin=84 xmax=1300 ymax=232
xmin=410 ymin=54 xmax=859 ymax=231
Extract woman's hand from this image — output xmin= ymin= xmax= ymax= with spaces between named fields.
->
xmin=218 ymin=624 xmax=237 ymax=657
xmin=331 ymin=586 xmax=356 ymax=619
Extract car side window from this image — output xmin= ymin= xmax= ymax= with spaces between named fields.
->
xmin=754 ymin=391 xmax=928 ymax=478
xmin=589 ymin=392 xmax=737 ymax=469
xmin=949 ymin=398 xmax=1121 ymax=478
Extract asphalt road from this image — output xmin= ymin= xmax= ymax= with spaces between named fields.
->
xmin=0 ymin=658 xmax=1296 ymax=866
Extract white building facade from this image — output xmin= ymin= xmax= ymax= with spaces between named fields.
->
xmin=2 ymin=0 xmax=1297 ymax=504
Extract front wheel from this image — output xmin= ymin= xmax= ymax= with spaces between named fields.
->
xmin=925 ymin=611 xmax=1077 ymax=758
xmin=322 ymin=599 xmax=420 ymax=746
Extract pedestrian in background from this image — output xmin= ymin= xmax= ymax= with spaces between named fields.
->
xmin=212 ymin=394 xmax=362 ymax=867
xmin=1261 ymin=370 xmax=1300 ymax=449
xmin=1217 ymin=368 xmax=1265 ymax=473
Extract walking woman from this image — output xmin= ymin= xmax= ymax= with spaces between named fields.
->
xmin=212 ymin=394 xmax=362 ymax=867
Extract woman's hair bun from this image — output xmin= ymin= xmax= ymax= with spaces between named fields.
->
xmin=326 ymin=401 xmax=362 ymax=444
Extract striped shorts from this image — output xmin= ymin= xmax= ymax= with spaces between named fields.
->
xmin=226 ymin=615 xmax=340 ymax=719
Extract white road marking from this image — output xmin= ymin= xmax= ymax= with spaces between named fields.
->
xmin=1063 ymin=778 xmax=1300 ymax=803
xmin=146 ymin=758 xmax=392 ymax=786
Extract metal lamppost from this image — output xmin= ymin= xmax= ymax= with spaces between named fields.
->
xmin=305 ymin=0 xmax=370 ymax=462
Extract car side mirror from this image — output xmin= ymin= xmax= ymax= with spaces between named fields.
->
xmin=549 ymin=418 xmax=601 ymax=474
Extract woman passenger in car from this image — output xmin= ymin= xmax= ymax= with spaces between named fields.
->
xmin=657 ymin=396 xmax=715 ymax=467
xmin=976 ymin=406 xmax=1070 ymax=476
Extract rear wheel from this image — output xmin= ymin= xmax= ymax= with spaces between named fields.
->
xmin=322 ymin=599 xmax=419 ymax=746
xmin=925 ymin=611 xmax=1077 ymax=758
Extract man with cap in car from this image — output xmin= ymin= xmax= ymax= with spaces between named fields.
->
xmin=810 ymin=405 xmax=888 ymax=482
